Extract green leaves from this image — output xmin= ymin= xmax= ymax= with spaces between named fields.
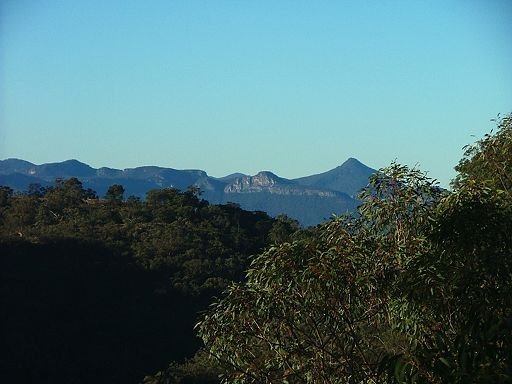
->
xmin=453 ymin=113 xmax=512 ymax=195
xmin=198 ymin=114 xmax=512 ymax=383
xmin=198 ymin=165 xmax=439 ymax=382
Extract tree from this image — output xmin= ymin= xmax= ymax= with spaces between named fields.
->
xmin=46 ymin=177 xmax=96 ymax=209
xmin=197 ymin=114 xmax=512 ymax=383
xmin=402 ymin=113 xmax=512 ymax=382
xmin=401 ymin=179 xmax=512 ymax=383
xmin=27 ymin=183 xmax=47 ymax=197
xmin=453 ymin=113 xmax=512 ymax=194
xmin=0 ymin=186 xmax=14 ymax=207
xmin=197 ymin=164 xmax=442 ymax=383
xmin=268 ymin=214 xmax=301 ymax=244
xmin=105 ymin=184 xmax=125 ymax=203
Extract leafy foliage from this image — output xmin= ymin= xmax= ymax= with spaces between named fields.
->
xmin=453 ymin=113 xmax=512 ymax=193
xmin=197 ymin=164 xmax=442 ymax=383
xmin=197 ymin=113 xmax=512 ymax=383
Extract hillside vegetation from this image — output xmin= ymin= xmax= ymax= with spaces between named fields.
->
xmin=0 ymin=184 xmax=299 ymax=383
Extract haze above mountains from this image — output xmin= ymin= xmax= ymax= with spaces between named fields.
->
xmin=0 ymin=158 xmax=376 ymax=226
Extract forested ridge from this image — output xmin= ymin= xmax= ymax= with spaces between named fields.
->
xmin=1 ymin=114 xmax=511 ymax=383
xmin=0 ymin=182 xmax=300 ymax=383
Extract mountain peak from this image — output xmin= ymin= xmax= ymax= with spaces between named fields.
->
xmin=32 ymin=159 xmax=96 ymax=178
xmin=293 ymin=158 xmax=376 ymax=197
xmin=0 ymin=158 xmax=35 ymax=174
xmin=63 ymin=159 xmax=88 ymax=165
xmin=254 ymin=170 xmax=280 ymax=179
xmin=341 ymin=157 xmax=362 ymax=166
xmin=252 ymin=171 xmax=281 ymax=186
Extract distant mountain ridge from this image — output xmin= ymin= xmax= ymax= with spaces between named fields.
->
xmin=0 ymin=158 xmax=376 ymax=226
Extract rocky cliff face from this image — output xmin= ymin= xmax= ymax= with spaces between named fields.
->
xmin=224 ymin=172 xmax=340 ymax=197
xmin=224 ymin=172 xmax=282 ymax=193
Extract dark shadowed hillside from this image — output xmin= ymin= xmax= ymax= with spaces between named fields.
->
xmin=0 ymin=185 xmax=290 ymax=383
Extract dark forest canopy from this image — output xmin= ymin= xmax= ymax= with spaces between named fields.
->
xmin=0 ymin=183 xmax=300 ymax=383
xmin=0 ymin=181 xmax=300 ymax=293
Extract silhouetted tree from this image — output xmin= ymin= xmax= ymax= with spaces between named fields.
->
xmin=105 ymin=184 xmax=125 ymax=203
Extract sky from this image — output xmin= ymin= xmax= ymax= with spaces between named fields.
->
xmin=1 ymin=1 xmax=511 ymax=187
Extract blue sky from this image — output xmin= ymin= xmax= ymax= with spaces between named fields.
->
xmin=1 ymin=1 xmax=511 ymax=186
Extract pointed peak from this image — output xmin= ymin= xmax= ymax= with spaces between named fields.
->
xmin=340 ymin=157 xmax=363 ymax=167
xmin=337 ymin=158 xmax=375 ymax=173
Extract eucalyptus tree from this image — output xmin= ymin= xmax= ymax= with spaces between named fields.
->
xmin=197 ymin=114 xmax=512 ymax=383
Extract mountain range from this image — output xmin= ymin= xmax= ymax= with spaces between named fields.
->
xmin=0 ymin=158 xmax=376 ymax=226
